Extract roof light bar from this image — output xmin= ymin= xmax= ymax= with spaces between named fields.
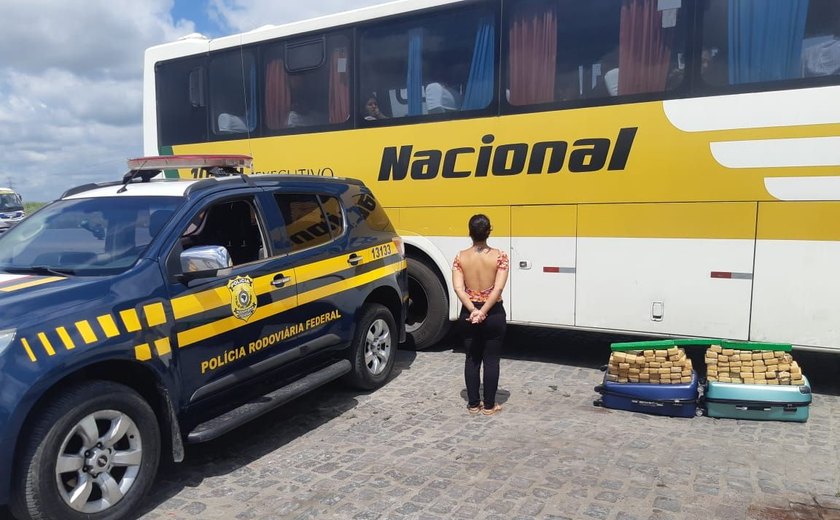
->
xmin=127 ymin=154 xmax=253 ymax=171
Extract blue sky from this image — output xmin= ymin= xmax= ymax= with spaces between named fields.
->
xmin=0 ymin=0 xmax=385 ymax=203
xmin=172 ymin=0 xmax=221 ymax=37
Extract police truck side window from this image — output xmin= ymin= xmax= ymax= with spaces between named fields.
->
xmin=179 ymin=198 xmax=264 ymax=266
xmin=274 ymin=194 xmax=334 ymax=252
xmin=319 ymin=195 xmax=344 ymax=238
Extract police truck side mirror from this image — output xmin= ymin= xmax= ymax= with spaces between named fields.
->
xmin=177 ymin=245 xmax=232 ymax=282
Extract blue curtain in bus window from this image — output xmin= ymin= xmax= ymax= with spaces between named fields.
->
xmin=462 ymin=17 xmax=495 ymax=111
xmin=407 ymin=28 xmax=424 ymax=116
xmin=728 ymin=0 xmax=809 ymax=84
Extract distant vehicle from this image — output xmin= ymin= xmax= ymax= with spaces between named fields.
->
xmin=144 ymin=0 xmax=840 ymax=353
xmin=0 ymin=155 xmax=407 ymax=520
xmin=0 ymin=187 xmax=24 ymax=234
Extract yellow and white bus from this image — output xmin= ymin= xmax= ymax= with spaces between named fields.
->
xmin=144 ymin=0 xmax=840 ymax=351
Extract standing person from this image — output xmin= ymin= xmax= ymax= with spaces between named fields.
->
xmin=452 ymin=214 xmax=509 ymax=415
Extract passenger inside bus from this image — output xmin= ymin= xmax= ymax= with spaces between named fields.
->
xmin=287 ymin=98 xmax=325 ymax=127
xmin=425 ymin=62 xmax=464 ymax=114
xmin=364 ymin=95 xmax=388 ymax=120
xmin=425 ymin=81 xmax=462 ymax=114
xmin=217 ymin=113 xmax=248 ymax=133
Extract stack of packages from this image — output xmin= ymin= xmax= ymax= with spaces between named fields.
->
xmin=704 ymin=345 xmax=804 ymax=385
xmin=606 ymin=347 xmax=693 ymax=384
xmin=703 ymin=342 xmax=811 ymax=422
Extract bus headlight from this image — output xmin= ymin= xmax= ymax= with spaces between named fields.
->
xmin=0 ymin=329 xmax=17 ymax=356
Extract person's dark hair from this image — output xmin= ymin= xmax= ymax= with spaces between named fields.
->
xmin=468 ymin=214 xmax=491 ymax=242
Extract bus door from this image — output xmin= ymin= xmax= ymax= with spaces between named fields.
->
xmin=510 ymin=206 xmax=577 ymax=325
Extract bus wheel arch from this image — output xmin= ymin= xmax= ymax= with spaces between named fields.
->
xmin=405 ymin=246 xmax=450 ymax=350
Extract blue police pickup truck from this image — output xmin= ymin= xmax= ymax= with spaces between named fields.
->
xmin=0 ymin=155 xmax=407 ymax=520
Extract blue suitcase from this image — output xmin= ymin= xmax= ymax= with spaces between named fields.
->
xmin=703 ymin=376 xmax=811 ymax=422
xmin=593 ymin=371 xmax=699 ymax=418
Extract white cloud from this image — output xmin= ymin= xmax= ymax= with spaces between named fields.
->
xmin=0 ymin=0 xmax=195 ymax=202
xmin=208 ymin=0 xmax=388 ymax=33
xmin=0 ymin=0 xmax=386 ymax=202
xmin=0 ymin=0 xmax=195 ymax=79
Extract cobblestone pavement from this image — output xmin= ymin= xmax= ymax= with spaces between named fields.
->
xmin=4 ymin=327 xmax=840 ymax=520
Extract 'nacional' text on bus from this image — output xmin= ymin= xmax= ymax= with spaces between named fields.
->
xmin=378 ymin=127 xmax=637 ymax=181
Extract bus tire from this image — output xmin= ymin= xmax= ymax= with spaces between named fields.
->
xmin=405 ymin=258 xmax=449 ymax=350
xmin=11 ymin=381 xmax=160 ymax=520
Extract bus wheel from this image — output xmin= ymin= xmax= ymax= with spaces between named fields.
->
xmin=11 ymin=381 xmax=160 ymax=520
xmin=405 ymin=258 xmax=449 ymax=350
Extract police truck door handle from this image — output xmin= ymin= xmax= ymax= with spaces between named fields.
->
xmin=271 ymin=274 xmax=291 ymax=287
xmin=347 ymin=254 xmax=363 ymax=266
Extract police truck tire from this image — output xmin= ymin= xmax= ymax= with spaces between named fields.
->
xmin=345 ymin=304 xmax=397 ymax=391
xmin=405 ymin=259 xmax=449 ymax=350
xmin=11 ymin=381 xmax=160 ymax=520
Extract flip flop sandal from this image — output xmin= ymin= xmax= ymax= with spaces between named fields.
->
xmin=481 ymin=404 xmax=502 ymax=416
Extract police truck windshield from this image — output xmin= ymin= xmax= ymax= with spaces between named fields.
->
xmin=0 ymin=197 xmax=182 ymax=275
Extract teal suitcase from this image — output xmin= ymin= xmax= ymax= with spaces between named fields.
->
xmin=703 ymin=376 xmax=811 ymax=422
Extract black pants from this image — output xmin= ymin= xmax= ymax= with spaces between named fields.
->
xmin=461 ymin=301 xmax=506 ymax=409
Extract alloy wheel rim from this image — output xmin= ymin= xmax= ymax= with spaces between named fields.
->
xmin=364 ymin=318 xmax=392 ymax=375
xmin=55 ymin=409 xmax=143 ymax=513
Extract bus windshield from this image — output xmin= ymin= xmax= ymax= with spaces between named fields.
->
xmin=0 ymin=192 xmax=22 ymax=212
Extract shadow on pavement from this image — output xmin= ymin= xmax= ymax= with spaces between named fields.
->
xmin=433 ymin=324 xmax=840 ymax=396
xmin=132 ymin=348 xmax=420 ymax=520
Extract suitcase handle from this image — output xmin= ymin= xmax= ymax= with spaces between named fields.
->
xmin=736 ymin=405 xmax=772 ymax=412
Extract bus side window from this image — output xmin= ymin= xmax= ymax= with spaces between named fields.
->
xmin=359 ymin=3 xmax=496 ymax=123
xmin=263 ymin=33 xmax=350 ymax=133
xmin=505 ymin=0 xmax=687 ymax=107
xmin=155 ymin=57 xmax=208 ymax=147
xmin=209 ymin=50 xmax=257 ymax=137
xmin=701 ymin=0 xmax=840 ymax=87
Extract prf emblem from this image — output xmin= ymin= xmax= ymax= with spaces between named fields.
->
xmin=227 ymin=276 xmax=257 ymax=321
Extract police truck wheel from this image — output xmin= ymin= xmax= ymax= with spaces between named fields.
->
xmin=405 ymin=259 xmax=449 ymax=350
xmin=345 ymin=304 xmax=397 ymax=390
xmin=11 ymin=381 xmax=160 ymax=520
